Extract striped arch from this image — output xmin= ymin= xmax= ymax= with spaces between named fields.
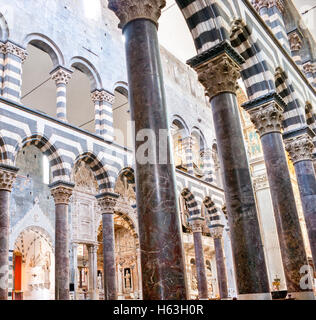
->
xmin=275 ymin=67 xmax=306 ymax=133
xmin=203 ymin=196 xmax=222 ymax=227
xmin=175 ymin=0 xmax=230 ymax=54
xmin=306 ymin=102 xmax=316 ymax=134
xmin=230 ymin=19 xmax=275 ymax=99
xmin=116 ymin=166 xmax=136 ymax=192
xmin=13 ymin=134 xmax=67 ymax=181
xmin=181 ymin=188 xmax=200 ymax=216
xmin=75 ymin=152 xmax=113 ymax=193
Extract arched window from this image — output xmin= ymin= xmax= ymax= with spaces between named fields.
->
xmin=170 ymin=120 xmax=186 ymax=169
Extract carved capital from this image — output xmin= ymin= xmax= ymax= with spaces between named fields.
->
xmin=0 ymin=167 xmax=18 ymax=191
xmin=99 ymin=90 xmax=115 ymax=104
xmin=108 ymin=0 xmax=166 ymax=29
xmin=189 ymin=216 xmax=205 ymax=233
xmin=303 ymin=62 xmax=315 ymax=75
xmin=288 ymin=32 xmax=302 ymax=52
xmin=285 ymin=133 xmax=314 ymax=164
xmin=252 ymin=0 xmax=284 ymax=13
xmin=51 ymin=68 xmax=72 ymax=85
xmin=1 ymin=42 xmax=28 ymax=62
xmin=96 ymin=192 xmax=119 ymax=214
xmin=248 ymin=102 xmax=284 ymax=137
xmin=193 ymin=53 xmax=240 ymax=100
xmin=50 ymin=183 xmax=73 ymax=205
xmin=209 ymin=226 xmax=224 ymax=239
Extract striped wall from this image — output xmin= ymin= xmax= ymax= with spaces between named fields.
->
xmin=91 ymin=90 xmax=101 ymax=135
xmin=203 ymin=196 xmax=222 ymax=228
xmin=176 ymin=0 xmax=316 ymax=135
xmin=275 ymin=67 xmax=305 ymax=133
xmin=7 ymin=250 xmax=13 ymax=300
xmin=99 ymin=90 xmax=115 ymax=142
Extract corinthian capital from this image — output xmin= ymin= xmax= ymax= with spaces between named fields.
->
xmin=252 ymin=0 xmax=284 ymax=12
xmin=51 ymin=67 xmax=72 ymax=85
xmin=195 ymin=54 xmax=240 ymax=99
xmin=285 ymin=133 xmax=314 ymax=164
xmin=303 ymin=62 xmax=315 ymax=75
xmin=50 ymin=182 xmax=74 ymax=205
xmin=2 ymin=42 xmax=28 ymax=62
xmin=248 ymin=102 xmax=284 ymax=137
xmin=96 ymin=192 xmax=119 ymax=214
xmin=0 ymin=166 xmax=18 ymax=191
xmin=108 ymin=0 xmax=166 ymax=29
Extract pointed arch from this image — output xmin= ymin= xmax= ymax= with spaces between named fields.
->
xmin=181 ymin=188 xmax=200 ymax=216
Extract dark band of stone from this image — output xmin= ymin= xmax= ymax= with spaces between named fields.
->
xmin=48 ymin=181 xmax=75 ymax=189
xmin=96 ymin=192 xmax=119 ymax=200
xmin=242 ymin=91 xmax=286 ymax=111
xmin=283 ymin=126 xmax=315 ymax=141
xmin=0 ymin=164 xmax=19 ymax=173
xmin=187 ymin=40 xmax=245 ymax=68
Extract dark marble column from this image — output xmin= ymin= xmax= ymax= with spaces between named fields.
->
xmin=0 ymin=165 xmax=18 ymax=300
xmin=50 ymin=181 xmax=74 ymax=300
xmin=244 ymin=96 xmax=314 ymax=300
xmin=189 ymin=217 xmax=208 ymax=300
xmin=285 ymin=130 xmax=316 ymax=271
xmin=188 ymin=45 xmax=271 ymax=299
xmin=108 ymin=0 xmax=187 ymax=300
xmin=210 ymin=226 xmax=229 ymax=300
xmin=97 ymin=192 xmax=119 ymax=300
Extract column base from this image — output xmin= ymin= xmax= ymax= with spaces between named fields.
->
xmin=287 ymin=291 xmax=315 ymax=300
xmin=238 ymin=293 xmax=272 ymax=300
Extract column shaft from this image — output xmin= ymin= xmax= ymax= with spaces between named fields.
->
xmin=260 ymin=133 xmax=311 ymax=296
xmin=124 ymin=19 xmax=187 ymax=300
xmin=102 ymin=213 xmax=117 ymax=300
xmin=211 ymin=93 xmax=270 ymax=298
xmin=214 ymin=238 xmax=228 ymax=299
xmin=0 ymin=189 xmax=10 ymax=300
xmin=55 ymin=202 xmax=70 ymax=300
xmin=193 ymin=231 xmax=208 ymax=299
xmin=88 ymin=245 xmax=98 ymax=300
xmin=294 ymin=160 xmax=316 ymax=267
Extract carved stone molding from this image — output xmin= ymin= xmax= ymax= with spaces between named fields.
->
xmin=96 ymin=192 xmax=119 ymax=214
xmin=0 ymin=167 xmax=18 ymax=191
xmin=248 ymin=103 xmax=284 ymax=137
xmin=51 ymin=68 xmax=72 ymax=85
xmin=288 ymin=32 xmax=302 ymax=52
xmin=253 ymin=173 xmax=269 ymax=191
xmin=193 ymin=53 xmax=241 ymax=100
xmin=182 ymin=136 xmax=193 ymax=150
xmin=188 ymin=216 xmax=205 ymax=233
xmin=209 ymin=226 xmax=224 ymax=239
xmin=50 ymin=184 xmax=74 ymax=205
xmin=252 ymin=0 xmax=284 ymax=13
xmin=0 ymin=41 xmax=28 ymax=62
xmin=285 ymin=133 xmax=314 ymax=164
xmin=108 ymin=0 xmax=166 ymax=29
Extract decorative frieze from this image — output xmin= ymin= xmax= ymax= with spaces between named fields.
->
xmin=96 ymin=192 xmax=119 ymax=214
xmin=248 ymin=103 xmax=284 ymax=137
xmin=252 ymin=0 xmax=284 ymax=13
xmin=0 ymin=166 xmax=18 ymax=191
xmin=285 ymin=133 xmax=314 ymax=164
xmin=253 ymin=173 xmax=269 ymax=191
xmin=91 ymin=90 xmax=115 ymax=104
xmin=303 ymin=62 xmax=315 ymax=75
xmin=51 ymin=68 xmax=72 ymax=85
xmin=108 ymin=0 xmax=166 ymax=29
xmin=50 ymin=182 xmax=74 ymax=205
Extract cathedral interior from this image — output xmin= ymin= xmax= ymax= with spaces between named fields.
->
xmin=0 ymin=0 xmax=316 ymax=301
